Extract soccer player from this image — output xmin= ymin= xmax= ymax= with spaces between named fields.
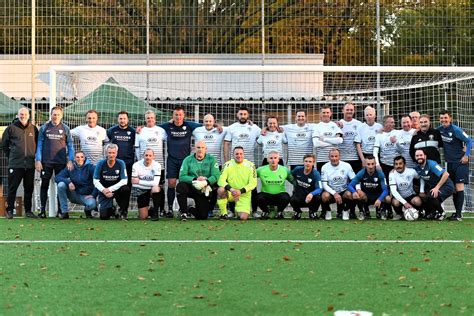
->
xmin=131 ymin=148 xmax=162 ymax=221
xmin=410 ymin=111 xmax=421 ymax=130
xmin=1 ymin=107 xmax=39 ymax=219
xmin=415 ymin=149 xmax=454 ymax=220
xmin=35 ymin=106 xmax=74 ymax=218
xmin=135 ymin=110 xmax=167 ymax=214
xmin=312 ymin=106 xmax=343 ymax=171
xmin=282 ymin=110 xmax=315 ymax=170
xmin=55 ymin=151 xmax=97 ymax=219
xmin=409 ymin=114 xmax=443 ymax=163
xmin=290 ymin=154 xmax=322 ymax=220
xmin=389 ymin=156 xmax=422 ymax=219
xmin=159 ymin=106 xmax=202 ymax=216
xmin=321 ymin=149 xmax=356 ymax=220
xmin=355 ymin=106 xmax=383 ymax=167
xmin=257 ymin=116 xmax=287 ymax=165
xmin=373 ymin=115 xmax=399 ymax=180
xmin=256 ymin=151 xmax=294 ymax=219
xmin=192 ymin=114 xmax=226 ymax=167
xmin=71 ymin=109 xmax=109 ymax=165
xmin=339 ymin=102 xmax=363 ymax=173
xmin=107 ymin=111 xmax=136 ymax=187
xmin=396 ymin=115 xmax=417 ymax=169
xmin=93 ymin=144 xmax=130 ymax=220
xmin=348 ymin=155 xmax=391 ymax=220
xmin=176 ymin=140 xmax=220 ymax=221
xmin=438 ymin=110 xmax=472 ymax=221
xmin=217 ymin=146 xmax=257 ymax=221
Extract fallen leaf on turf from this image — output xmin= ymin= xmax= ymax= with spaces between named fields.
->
xmin=153 ymin=292 xmax=161 ymax=297
xmin=410 ymin=267 xmax=421 ymax=272
xmin=399 ymin=275 xmax=406 ymax=281
xmin=138 ymin=276 xmax=145 ymax=281
xmin=424 ymin=258 xmax=431 ymax=262
xmin=272 ymin=290 xmax=280 ymax=295
xmin=245 ymin=255 xmax=252 ymax=260
xmin=193 ymin=294 xmax=205 ymax=299
xmin=283 ymin=256 xmax=290 ymax=261
xmin=79 ymin=250 xmax=89 ymax=257
xmin=327 ymin=305 xmax=334 ymax=312
xmin=266 ymin=268 xmax=272 ymax=272
xmin=19 ymin=263 xmax=25 ymax=266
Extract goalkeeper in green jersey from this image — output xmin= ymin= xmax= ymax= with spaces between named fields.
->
xmin=177 ymin=140 xmax=221 ymax=221
xmin=217 ymin=146 xmax=257 ymax=220
xmin=256 ymin=151 xmax=295 ymax=219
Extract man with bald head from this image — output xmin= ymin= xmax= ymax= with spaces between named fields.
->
xmin=192 ymin=114 xmax=226 ymax=167
xmin=176 ymin=140 xmax=221 ymax=221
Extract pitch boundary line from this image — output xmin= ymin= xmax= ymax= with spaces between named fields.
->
xmin=0 ymin=239 xmax=471 ymax=244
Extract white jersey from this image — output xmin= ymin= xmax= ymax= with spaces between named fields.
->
xmin=354 ymin=122 xmax=383 ymax=154
xmin=134 ymin=126 xmax=167 ymax=168
xmin=257 ymin=131 xmax=287 ymax=161
xmin=193 ymin=126 xmax=226 ymax=165
xmin=71 ymin=124 xmax=109 ymax=165
xmin=283 ymin=123 xmax=314 ymax=166
xmin=339 ymin=118 xmax=362 ymax=161
xmin=312 ymin=121 xmax=343 ymax=163
xmin=131 ymin=159 xmax=162 ymax=191
xmin=388 ymin=168 xmax=418 ymax=205
xmin=224 ymin=122 xmax=261 ymax=163
xmin=374 ymin=130 xmax=400 ymax=166
xmin=396 ymin=129 xmax=416 ymax=169
xmin=321 ymin=161 xmax=356 ymax=195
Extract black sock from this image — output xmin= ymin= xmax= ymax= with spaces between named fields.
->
xmin=453 ymin=191 xmax=464 ymax=216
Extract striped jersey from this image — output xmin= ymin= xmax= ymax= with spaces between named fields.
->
xmin=131 ymin=159 xmax=162 ymax=190
xmin=312 ymin=121 xmax=343 ymax=163
xmin=321 ymin=161 xmax=355 ymax=194
xmin=339 ymin=118 xmax=362 ymax=161
xmin=224 ymin=122 xmax=261 ymax=163
xmin=388 ymin=168 xmax=418 ymax=204
xmin=396 ymin=129 xmax=416 ymax=168
xmin=134 ymin=126 xmax=167 ymax=168
xmin=374 ymin=130 xmax=400 ymax=166
xmin=192 ymin=126 xmax=226 ymax=165
xmin=257 ymin=131 xmax=287 ymax=161
xmin=71 ymin=125 xmax=109 ymax=165
xmin=354 ymin=122 xmax=383 ymax=154
xmin=283 ymin=123 xmax=314 ymax=166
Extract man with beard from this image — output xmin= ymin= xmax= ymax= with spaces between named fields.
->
xmin=282 ymin=110 xmax=315 ymax=170
xmin=409 ymin=114 xmax=443 ymax=163
xmin=312 ymin=106 xmax=343 ymax=172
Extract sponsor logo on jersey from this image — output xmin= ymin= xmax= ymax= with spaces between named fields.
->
xmin=59 ymin=130 xmax=63 ymax=134
xmin=86 ymin=136 xmax=97 ymax=142
xmin=204 ymin=135 xmax=214 ymax=140
xmin=296 ymin=133 xmax=307 ymax=137
xmin=147 ymin=137 xmax=158 ymax=143
xmin=368 ymin=136 xmax=375 ymax=141
xmin=332 ymin=176 xmax=343 ymax=182
xmin=323 ymin=132 xmax=333 ymax=136
xmin=127 ymin=131 xmax=131 ymax=135
xmin=238 ymin=133 xmax=250 ymax=139
xmin=267 ymin=140 xmax=277 ymax=145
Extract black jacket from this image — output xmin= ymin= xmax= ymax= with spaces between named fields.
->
xmin=409 ymin=128 xmax=443 ymax=163
xmin=1 ymin=120 xmax=39 ymax=168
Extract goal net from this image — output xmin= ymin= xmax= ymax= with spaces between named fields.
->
xmin=45 ymin=65 xmax=474 ymax=215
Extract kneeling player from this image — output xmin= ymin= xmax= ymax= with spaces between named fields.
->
xmin=256 ymin=151 xmax=294 ymax=219
xmin=290 ymin=154 xmax=322 ymax=220
xmin=389 ymin=156 xmax=422 ymax=220
xmin=321 ymin=149 xmax=356 ymax=220
xmin=217 ymin=147 xmax=257 ymax=220
xmin=348 ymin=155 xmax=390 ymax=220
xmin=132 ymin=149 xmax=163 ymax=221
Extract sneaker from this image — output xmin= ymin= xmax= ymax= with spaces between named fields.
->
xmin=60 ymin=212 xmax=70 ymax=220
xmin=165 ymin=211 xmax=174 ymax=218
xmin=25 ymin=211 xmax=38 ymax=219
xmin=436 ymin=211 xmax=445 ymax=221
xmin=275 ymin=212 xmax=284 ymax=220
xmin=208 ymin=210 xmax=214 ymax=218
xmin=325 ymin=211 xmax=332 ymax=221
xmin=219 ymin=214 xmax=228 ymax=221
xmin=120 ymin=214 xmax=128 ymax=221
xmin=260 ymin=212 xmax=270 ymax=220
xmin=308 ymin=212 xmax=318 ymax=220
xmin=84 ymin=210 xmax=93 ymax=219
xmin=349 ymin=211 xmax=357 ymax=220
xmin=5 ymin=211 xmax=13 ymax=219
xmin=252 ymin=211 xmax=261 ymax=219
xmin=293 ymin=212 xmax=302 ymax=220
xmin=425 ymin=212 xmax=436 ymax=220
xmin=227 ymin=211 xmax=235 ymax=219
xmin=448 ymin=213 xmax=463 ymax=222
xmin=150 ymin=215 xmax=159 ymax=221
xmin=180 ymin=213 xmax=188 ymax=222
xmin=375 ymin=208 xmax=382 ymax=219
xmin=358 ymin=212 xmax=365 ymax=221
xmin=392 ymin=214 xmax=403 ymax=221
xmin=38 ymin=211 xmax=47 ymax=219
xmin=381 ymin=210 xmax=387 ymax=221
xmin=342 ymin=210 xmax=349 ymax=221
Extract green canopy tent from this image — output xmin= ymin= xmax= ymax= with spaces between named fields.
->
xmin=0 ymin=92 xmax=22 ymax=125
xmin=64 ymin=77 xmax=170 ymax=128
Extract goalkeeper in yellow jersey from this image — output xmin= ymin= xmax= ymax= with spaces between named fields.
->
xmin=217 ymin=146 xmax=257 ymax=220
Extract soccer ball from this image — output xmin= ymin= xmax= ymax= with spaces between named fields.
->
xmin=403 ymin=207 xmax=419 ymax=221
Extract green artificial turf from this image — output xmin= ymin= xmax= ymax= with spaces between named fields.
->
xmin=1 ymin=218 xmax=473 ymax=315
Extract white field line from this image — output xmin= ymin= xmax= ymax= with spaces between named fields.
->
xmin=0 ymin=239 xmax=472 ymax=244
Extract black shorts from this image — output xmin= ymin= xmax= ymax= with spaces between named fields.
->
xmin=136 ymin=189 xmax=153 ymax=208
xmin=447 ymin=162 xmax=470 ymax=184
xmin=166 ymin=157 xmax=184 ymax=179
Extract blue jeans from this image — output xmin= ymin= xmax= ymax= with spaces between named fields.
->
xmin=57 ymin=182 xmax=97 ymax=213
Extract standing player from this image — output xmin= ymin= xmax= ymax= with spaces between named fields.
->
xmin=338 ymin=103 xmax=363 ymax=172
xmin=282 ymin=110 xmax=315 ymax=170
xmin=1 ymin=107 xmax=39 ymax=219
xmin=355 ymin=106 xmax=383 ymax=167
xmin=35 ymin=106 xmax=74 ymax=218
xmin=312 ymin=106 xmax=343 ymax=171
xmin=389 ymin=156 xmax=422 ymax=219
xmin=438 ymin=110 xmax=472 ymax=221
xmin=396 ymin=115 xmax=417 ymax=169
xmin=93 ymin=144 xmax=130 ymax=220
xmin=415 ymin=149 xmax=454 ymax=220
xmin=410 ymin=111 xmax=421 ymax=130
xmin=192 ymin=114 xmax=226 ymax=167
xmin=131 ymin=148 xmax=162 ymax=221
xmin=257 ymin=116 xmax=287 ymax=165
xmin=256 ymin=151 xmax=294 ymax=219
xmin=217 ymin=146 xmax=257 ymax=221
xmin=321 ymin=149 xmax=356 ymax=220
xmin=348 ymin=156 xmax=391 ymax=220
xmin=290 ymin=154 xmax=322 ymax=220
xmin=409 ymin=114 xmax=443 ymax=163
xmin=107 ymin=111 xmax=136 ymax=187
xmin=71 ymin=109 xmax=109 ymax=165
xmin=373 ymin=115 xmax=399 ymax=180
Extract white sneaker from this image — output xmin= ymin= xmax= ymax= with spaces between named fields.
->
xmin=392 ymin=214 xmax=403 ymax=221
xmin=252 ymin=211 xmax=261 ymax=219
xmin=227 ymin=211 xmax=235 ymax=219
xmin=325 ymin=211 xmax=332 ymax=221
xmin=358 ymin=212 xmax=365 ymax=221
xmin=342 ymin=210 xmax=349 ymax=221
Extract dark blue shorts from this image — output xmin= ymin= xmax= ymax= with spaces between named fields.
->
xmin=447 ymin=162 xmax=469 ymax=184
xmin=166 ymin=157 xmax=184 ymax=179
